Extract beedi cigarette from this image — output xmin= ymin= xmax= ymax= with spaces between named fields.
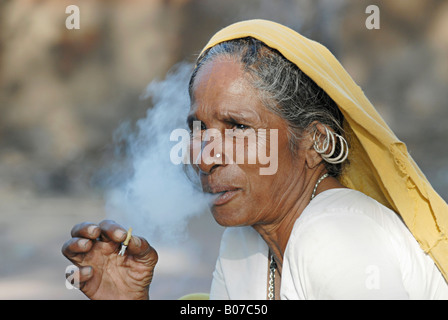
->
xmin=123 ymin=227 xmax=132 ymax=246
xmin=118 ymin=227 xmax=132 ymax=256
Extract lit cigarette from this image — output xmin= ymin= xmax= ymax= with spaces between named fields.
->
xmin=118 ymin=227 xmax=132 ymax=256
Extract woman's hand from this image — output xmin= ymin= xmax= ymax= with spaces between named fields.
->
xmin=61 ymin=220 xmax=158 ymax=300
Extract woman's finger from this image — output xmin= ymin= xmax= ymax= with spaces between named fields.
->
xmin=126 ymin=235 xmax=158 ymax=265
xmin=61 ymin=237 xmax=93 ymax=260
xmin=70 ymin=222 xmax=101 ymax=240
xmin=98 ymin=219 xmax=128 ymax=243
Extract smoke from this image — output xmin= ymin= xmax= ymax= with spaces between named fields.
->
xmin=103 ymin=62 xmax=213 ymax=244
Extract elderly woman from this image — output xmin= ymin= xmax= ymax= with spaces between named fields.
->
xmin=62 ymin=20 xmax=448 ymax=300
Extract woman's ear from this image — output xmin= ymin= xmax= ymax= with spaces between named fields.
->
xmin=304 ymin=122 xmax=326 ymax=169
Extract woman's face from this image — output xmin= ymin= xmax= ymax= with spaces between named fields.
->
xmin=189 ymin=57 xmax=308 ymax=227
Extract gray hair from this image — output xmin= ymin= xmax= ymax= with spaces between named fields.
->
xmin=189 ymin=37 xmax=348 ymax=177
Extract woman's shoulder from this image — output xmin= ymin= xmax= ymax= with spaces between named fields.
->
xmin=309 ymin=188 xmax=383 ymax=214
xmin=282 ymin=188 xmax=412 ymax=299
xmin=299 ymin=188 xmax=397 ymax=227
xmin=284 ymin=189 xmax=404 ymax=280
xmin=289 ymin=188 xmax=404 ymax=251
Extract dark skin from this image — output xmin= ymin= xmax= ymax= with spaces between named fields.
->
xmin=61 ymin=220 xmax=157 ymax=299
xmin=62 ymin=57 xmax=345 ymax=300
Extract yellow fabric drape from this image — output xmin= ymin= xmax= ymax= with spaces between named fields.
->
xmin=200 ymin=19 xmax=448 ymax=282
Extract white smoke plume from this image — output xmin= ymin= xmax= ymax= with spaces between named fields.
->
xmin=104 ymin=63 xmax=213 ymax=244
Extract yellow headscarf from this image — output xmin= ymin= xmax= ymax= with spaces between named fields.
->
xmin=200 ymin=19 xmax=448 ymax=282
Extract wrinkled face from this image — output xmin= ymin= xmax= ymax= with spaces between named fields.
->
xmin=188 ymin=57 xmax=307 ymax=227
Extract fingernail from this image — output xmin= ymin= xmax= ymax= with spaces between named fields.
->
xmin=87 ymin=225 xmax=98 ymax=236
xmin=133 ymin=236 xmax=141 ymax=248
xmin=80 ymin=266 xmax=92 ymax=276
xmin=78 ymin=239 xmax=89 ymax=248
xmin=114 ymin=229 xmax=126 ymax=240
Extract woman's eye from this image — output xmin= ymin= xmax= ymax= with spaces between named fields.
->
xmin=233 ymin=123 xmax=249 ymax=131
xmin=189 ymin=121 xmax=206 ymax=136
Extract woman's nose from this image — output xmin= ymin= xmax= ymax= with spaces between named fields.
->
xmin=195 ymin=128 xmax=226 ymax=174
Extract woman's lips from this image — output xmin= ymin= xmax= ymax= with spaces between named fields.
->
xmin=209 ymin=187 xmax=241 ymax=206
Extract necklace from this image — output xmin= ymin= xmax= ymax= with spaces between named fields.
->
xmin=268 ymin=254 xmax=277 ymax=300
xmin=311 ymin=173 xmax=330 ymax=200
xmin=267 ymin=173 xmax=330 ymax=300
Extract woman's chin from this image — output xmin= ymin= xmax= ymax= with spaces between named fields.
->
xmin=210 ymin=203 xmax=248 ymax=227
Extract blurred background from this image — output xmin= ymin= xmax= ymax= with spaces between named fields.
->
xmin=0 ymin=0 xmax=447 ymax=299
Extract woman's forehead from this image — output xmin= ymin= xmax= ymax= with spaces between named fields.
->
xmin=190 ymin=59 xmax=253 ymax=107
xmin=189 ymin=57 xmax=286 ymax=129
xmin=193 ymin=58 xmax=247 ymax=94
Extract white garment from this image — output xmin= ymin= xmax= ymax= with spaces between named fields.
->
xmin=209 ymin=189 xmax=448 ymax=300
